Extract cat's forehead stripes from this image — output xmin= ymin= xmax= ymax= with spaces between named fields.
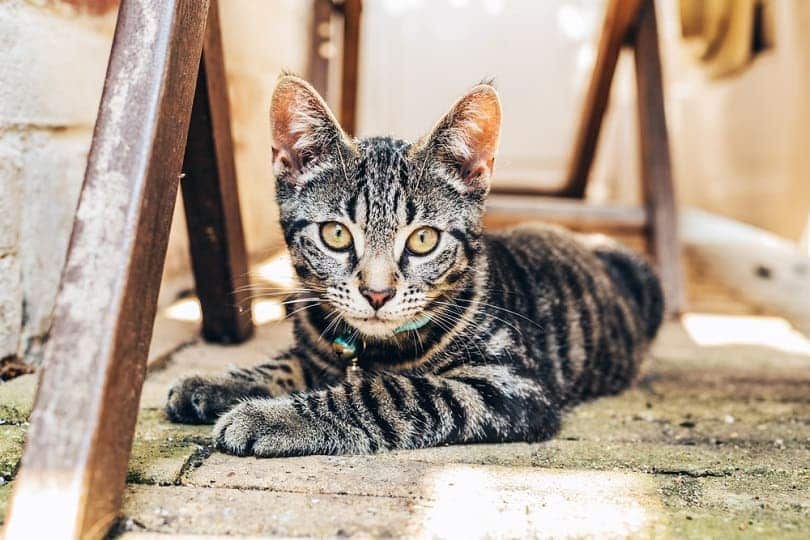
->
xmin=351 ymin=137 xmax=413 ymax=249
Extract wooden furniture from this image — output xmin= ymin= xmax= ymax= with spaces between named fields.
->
xmin=489 ymin=0 xmax=684 ymax=315
xmin=4 ymin=1 xmax=252 ymax=537
xmin=325 ymin=0 xmax=683 ymax=313
xmin=329 ymin=0 xmax=684 ymax=314
xmin=308 ymin=0 xmax=362 ymax=135
xmin=5 ymin=0 xmax=680 ymax=537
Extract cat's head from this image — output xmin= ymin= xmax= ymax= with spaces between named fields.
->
xmin=270 ymin=75 xmax=501 ymax=339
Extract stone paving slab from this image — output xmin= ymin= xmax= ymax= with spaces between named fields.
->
xmin=2 ymin=319 xmax=810 ymax=538
xmin=121 ymin=467 xmax=665 ymax=538
xmin=140 ymin=322 xmax=294 ymax=410
xmin=127 ymin=409 xmax=211 ymax=486
xmin=0 ymin=427 xmax=24 ymax=482
xmin=119 ymin=484 xmax=423 ymax=537
xmin=0 ymin=483 xmax=11 ymax=525
xmin=563 ymin=392 xmax=809 ymax=447
xmin=535 ymin=438 xmax=807 ymax=478
xmin=650 ymin=325 xmax=810 ymax=377
xmin=0 ymin=374 xmax=36 ymax=425
xmin=148 ymin=314 xmax=201 ymax=371
xmin=660 ymin=471 xmax=809 ymax=539
xmin=186 ymin=450 xmax=546 ymax=499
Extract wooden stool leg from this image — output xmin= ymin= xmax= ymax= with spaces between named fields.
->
xmin=562 ymin=0 xmax=643 ymax=198
xmin=339 ymin=0 xmax=362 ymax=135
xmin=182 ymin=0 xmax=254 ymax=344
xmin=633 ymin=0 xmax=684 ymax=315
xmin=4 ymin=1 xmax=211 ymax=537
xmin=308 ymin=0 xmax=332 ymax=97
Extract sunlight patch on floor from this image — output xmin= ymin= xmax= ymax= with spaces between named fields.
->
xmin=255 ymin=251 xmax=296 ymax=289
xmin=164 ymin=298 xmax=202 ymax=322
xmin=414 ymin=466 xmax=656 ymax=538
xmin=682 ymin=313 xmax=810 ymax=356
xmin=164 ymin=297 xmax=285 ymax=325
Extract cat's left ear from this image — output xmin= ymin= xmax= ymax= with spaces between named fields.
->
xmin=414 ymin=83 xmax=502 ymax=193
xmin=270 ymin=75 xmax=353 ymax=185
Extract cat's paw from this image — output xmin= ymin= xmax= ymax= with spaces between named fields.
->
xmin=213 ymin=398 xmax=330 ymax=457
xmin=165 ymin=376 xmax=262 ymax=424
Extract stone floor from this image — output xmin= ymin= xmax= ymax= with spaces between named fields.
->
xmin=1 ymin=315 xmax=808 ymax=538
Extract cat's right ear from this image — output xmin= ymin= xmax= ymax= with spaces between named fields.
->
xmin=413 ymin=83 xmax=501 ymax=194
xmin=270 ymin=75 xmax=352 ymax=185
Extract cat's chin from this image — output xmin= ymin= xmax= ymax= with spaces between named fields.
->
xmin=344 ymin=317 xmax=404 ymax=339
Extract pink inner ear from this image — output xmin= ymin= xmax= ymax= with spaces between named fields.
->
xmin=270 ymin=76 xmax=349 ymax=184
xmin=451 ymin=88 xmax=501 ymax=188
xmin=270 ymin=79 xmax=324 ymax=173
xmin=461 ymin=160 xmax=489 ymax=183
xmin=272 ymin=146 xmax=295 ymax=172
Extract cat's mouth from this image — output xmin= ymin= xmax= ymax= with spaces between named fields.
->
xmin=343 ymin=314 xmax=422 ymax=339
xmin=343 ymin=316 xmax=403 ymax=338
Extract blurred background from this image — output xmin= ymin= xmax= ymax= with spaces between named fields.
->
xmin=1 ymin=0 xmax=808 ymax=368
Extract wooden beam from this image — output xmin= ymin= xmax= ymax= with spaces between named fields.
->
xmin=633 ymin=0 xmax=684 ymax=315
xmin=486 ymin=194 xmax=648 ymax=233
xmin=339 ymin=0 xmax=362 ymax=135
xmin=182 ymin=0 xmax=254 ymax=344
xmin=560 ymin=0 xmax=643 ymax=198
xmin=3 ymin=1 xmax=210 ymax=537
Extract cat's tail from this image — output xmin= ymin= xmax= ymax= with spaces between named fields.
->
xmin=590 ymin=241 xmax=665 ymax=341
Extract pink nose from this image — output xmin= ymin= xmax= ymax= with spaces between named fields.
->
xmin=360 ymin=287 xmax=395 ymax=310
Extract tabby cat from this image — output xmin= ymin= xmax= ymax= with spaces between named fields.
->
xmin=165 ymin=75 xmax=664 ymax=457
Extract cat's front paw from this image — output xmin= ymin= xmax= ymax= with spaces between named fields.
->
xmin=213 ymin=398 xmax=332 ymax=457
xmin=165 ymin=376 xmax=269 ymax=424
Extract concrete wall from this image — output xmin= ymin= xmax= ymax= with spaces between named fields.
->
xmin=0 ymin=0 xmax=311 ymax=363
xmin=0 ymin=0 xmax=116 ymax=362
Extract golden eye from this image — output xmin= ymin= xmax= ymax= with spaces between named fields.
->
xmin=406 ymin=227 xmax=440 ymax=255
xmin=320 ymin=221 xmax=353 ymax=251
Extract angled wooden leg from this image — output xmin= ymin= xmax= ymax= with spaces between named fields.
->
xmin=182 ymin=0 xmax=254 ymax=344
xmin=561 ymin=0 xmax=643 ymax=198
xmin=4 ymin=1 xmax=211 ymax=537
xmin=633 ymin=0 xmax=684 ymax=315
xmin=339 ymin=0 xmax=362 ymax=135
xmin=308 ymin=0 xmax=333 ymax=97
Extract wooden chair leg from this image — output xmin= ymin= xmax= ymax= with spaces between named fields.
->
xmin=561 ymin=0 xmax=643 ymax=198
xmin=339 ymin=0 xmax=362 ymax=135
xmin=182 ymin=0 xmax=254 ymax=344
xmin=633 ymin=0 xmax=685 ymax=315
xmin=308 ymin=0 xmax=333 ymax=97
xmin=3 ymin=1 xmax=211 ymax=537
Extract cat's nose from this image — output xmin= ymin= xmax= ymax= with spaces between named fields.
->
xmin=360 ymin=286 xmax=396 ymax=310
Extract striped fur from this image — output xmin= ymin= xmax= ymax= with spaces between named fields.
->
xmin=165 ymin=77 xmax=664 ymax=457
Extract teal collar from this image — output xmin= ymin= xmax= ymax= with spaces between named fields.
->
xmin=393 ymin=315 xmax=431 ymax=334
xmin=331 ymin=316 xmax=430 ymax=363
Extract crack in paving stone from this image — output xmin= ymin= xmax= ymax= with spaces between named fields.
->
xmin=184 ymin=481 xmax=422 ymax=501
xmin=175 ymin=445 xmax=214 ymax=485
xmin=651 ymin=468 xmax=732 ymax=478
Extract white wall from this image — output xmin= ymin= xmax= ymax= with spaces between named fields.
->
xmin=657 ymin=0 xmax=810 ymax=241
xmin=0 ymin=1 xmax=116 ymax=362
xmin=357 ymin=0 xmax=810 ymax=240
xmin=357 ymin=0 xmax=605 ymax=191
